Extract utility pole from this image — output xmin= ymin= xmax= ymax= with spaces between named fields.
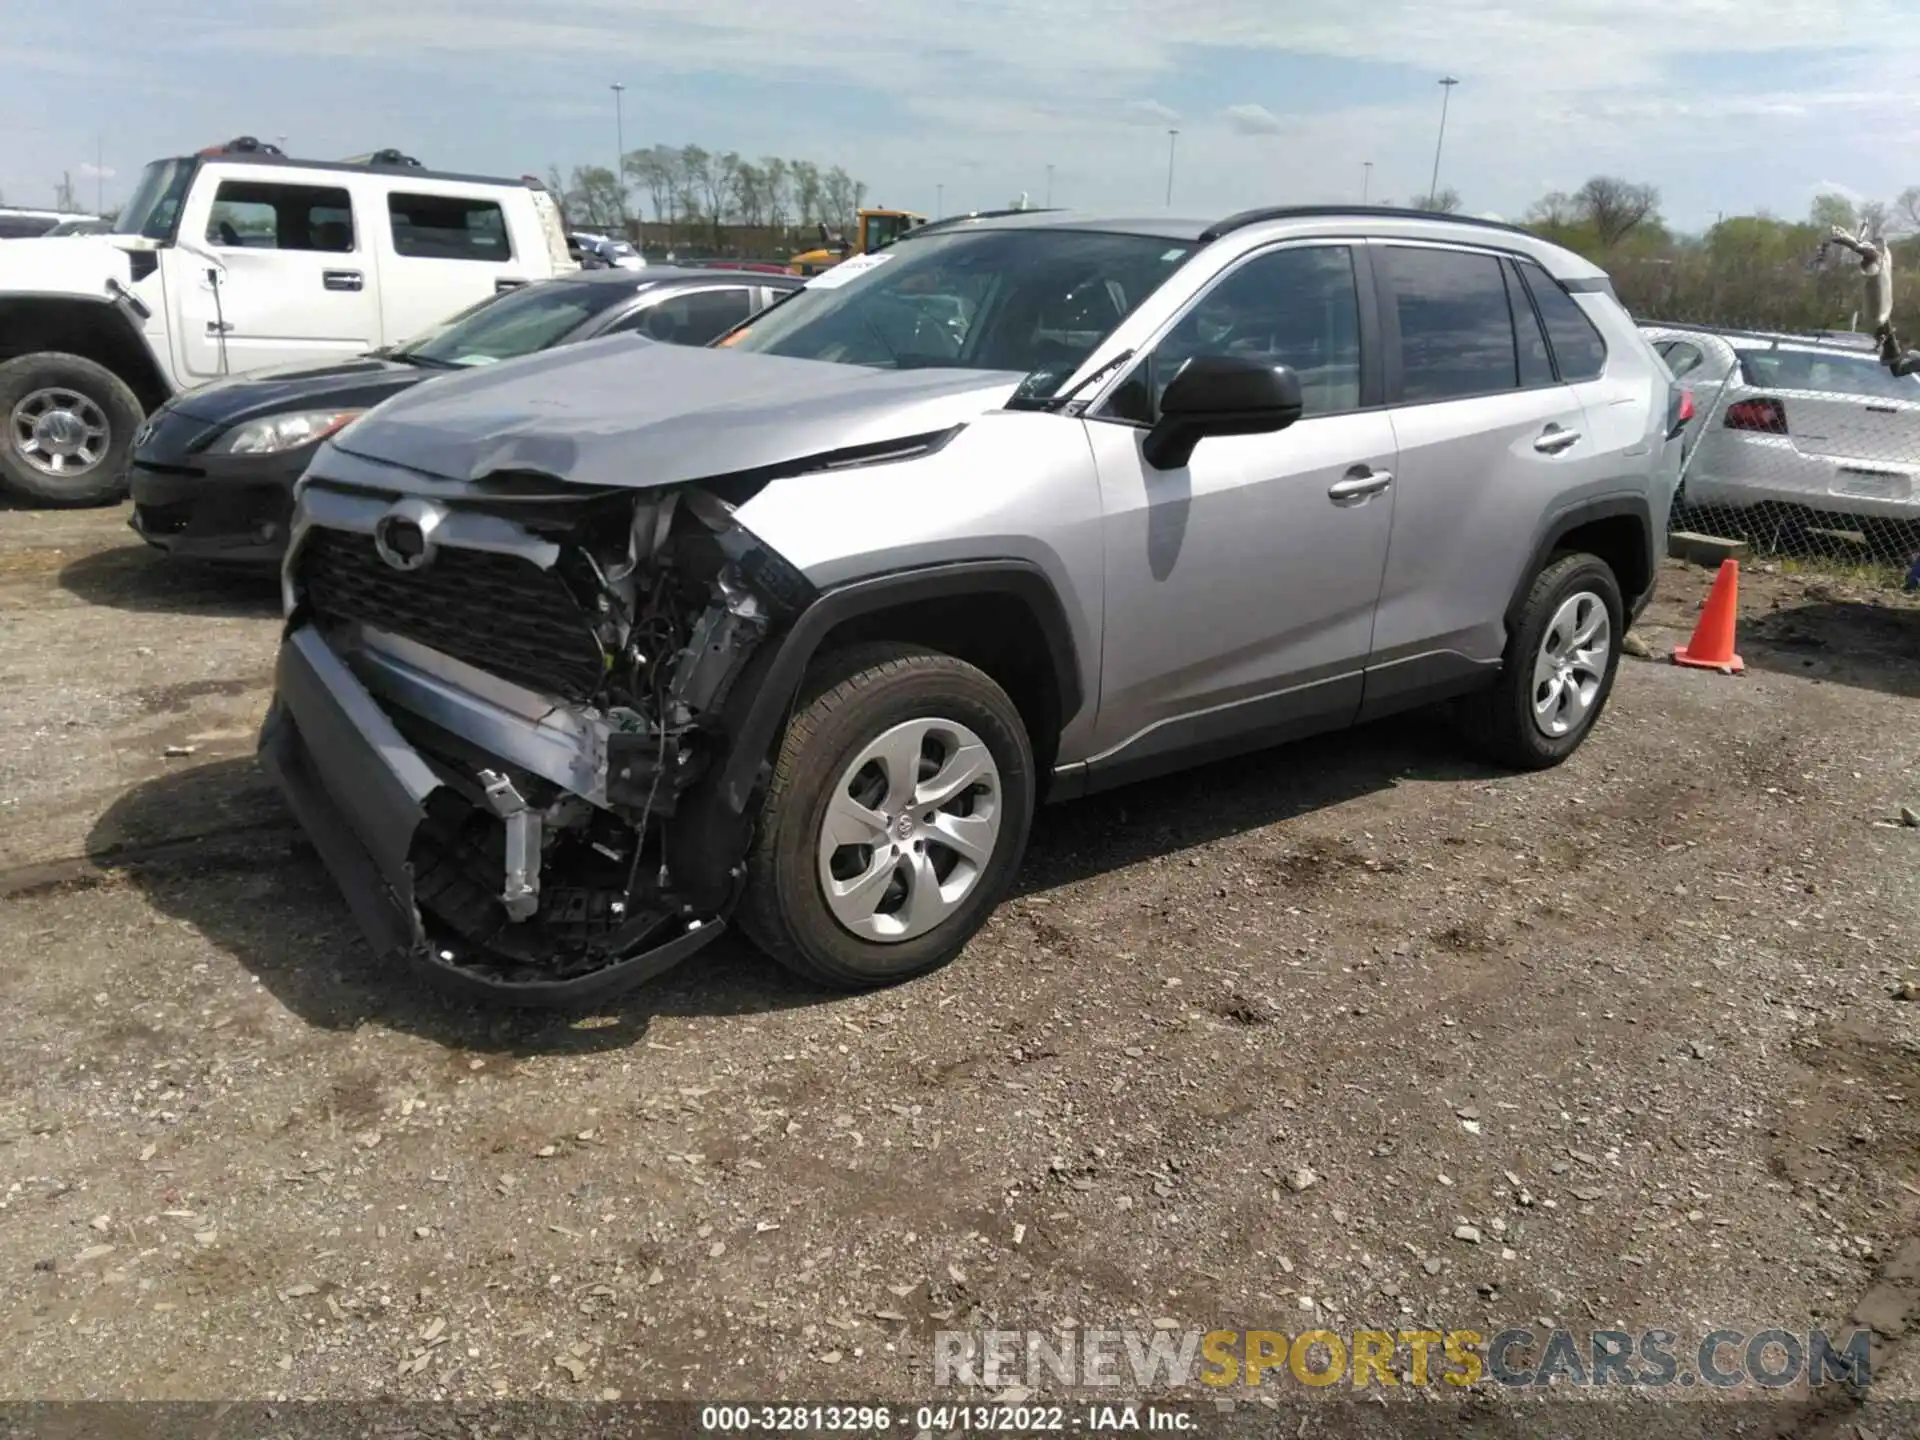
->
xmin=936 ymin=183 xmax=943 ymax=219
xmin=610 ymin=82 xmax=627 ymax=230
xmin=95 ymin=136 xmax=105 ymax=213
xmin=1045 ymin=164 xmax=1053 ymax=207
xmin=1362 ymin=161 xmax=1373 ymax=204
xmin=1165 ymin=129 xmax=1179 ymax=208
xmin=1427 ymin=76 xmax=1459 ymax=208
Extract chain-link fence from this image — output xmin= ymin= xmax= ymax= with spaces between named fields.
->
xmin=1635 ymin=312 xmax=1920 ymax=590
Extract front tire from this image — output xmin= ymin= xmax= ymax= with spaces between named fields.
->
xmin=740 ymin=643 xmax=1036 ymax=990
xmin=1459 ymin=552 xmax=1623 ymax=770
xmin=0 ymin=352 xmax=144 ymax=507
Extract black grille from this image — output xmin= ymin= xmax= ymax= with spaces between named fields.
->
xmin=297 ymin=527 xmax=606 ymax=700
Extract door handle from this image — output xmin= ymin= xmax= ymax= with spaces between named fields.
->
xmin=1328 ymin=468 xmax=1393 ymax=502
xmin=495 ymin=278 xmax=529 ymax=294
xmin=1534 ymin=426 xmax=1581 ymax=454
xmin=205 ymin=321 xmax=233 ymax=335
xmin=323 ymin=270 xmax=364 ymax=292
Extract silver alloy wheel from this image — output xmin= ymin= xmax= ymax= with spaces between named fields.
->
xmin=9 ymin=388 xmax=110 ymax=479
xmin=816 ymin=717 xmax=1003 ymax=943
xmin=1531 ymin=590 xmax=1611 ymax=738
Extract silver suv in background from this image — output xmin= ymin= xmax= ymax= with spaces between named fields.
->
xmin=1644 ymin=322 xmax=1920 ymax=526
xmin=260 ymin=205 xmax=1684 ymax=1005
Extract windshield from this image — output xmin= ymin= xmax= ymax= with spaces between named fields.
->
xmin=395 ymin=279 xmax=637 ymax=366
xmin=115 ymin=159 xmax=194 ymax=241
xmin=724 ymin=227 xmax=1195 ymax=396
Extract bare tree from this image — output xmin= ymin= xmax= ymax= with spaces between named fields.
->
xmin=1526 ymin=190 xmax=1578 ymax=229
xmin=1410 ymin=186 xmax=1461 ymax=214
xmin=1893 ymin=185 xmax=1920 ymax=235
xmin=790 ymin=159 xmax=822 ymax=230
xmin=1574 ymin=176 xmax=1659 ymax=247
xmin=1809 ymin=192 xmax=1858 ymax=233
xmin=565 ymin=166 xmax=623 ymax=230
xmin=762 ymin=156 xmax=791 ymax=230
xmin=626 ymin=146 xmax=676 ymax=232
xmin=731 ymin=159 xmax=765 ymax=230
xmin=822 ymin=165 xmax=858 ymax=231
xmin=675 ymin=145 xmax=709 ymax=233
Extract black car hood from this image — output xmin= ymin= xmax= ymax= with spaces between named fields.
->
xmin=324 ymin=335 xmax=1025 ymax=489
xmin=167 ymin=355 xmax=431 ymax=428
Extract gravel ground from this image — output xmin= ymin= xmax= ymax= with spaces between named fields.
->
xmin=2 ymin=501 xmax=1919 ymax=1424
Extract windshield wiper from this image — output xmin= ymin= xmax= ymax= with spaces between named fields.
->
xmin=389 ymin=352 xmax=463 ymax=370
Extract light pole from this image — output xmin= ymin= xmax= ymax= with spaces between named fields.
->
xmin=1165 ymin=129 xmax=1179 ymax=208
xmin=1362 ymin=161 xmax=1373 ymax=204
xmin=95 ymin=136 xmax=105 ymax=213
xmin=610 ymin=82 xmax=627 ymax=230
xmin=1427 ymin=76 xmax=1458 ymax=208
xmin=1045 ymin=164 xmax=1053 ymax=207
xmin=936 ymin=183 xmax=943 ymax=219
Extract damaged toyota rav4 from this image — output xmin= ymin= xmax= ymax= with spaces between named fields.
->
xmin=263 ymin=206 xmax=1682 ymax=1003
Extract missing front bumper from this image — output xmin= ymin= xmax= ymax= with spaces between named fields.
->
xmin=259 ymin=625 xmax=726 ymax=1006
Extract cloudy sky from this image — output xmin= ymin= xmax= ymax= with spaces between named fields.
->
xmin=6 ymin=0 xmax=1919 ymax=231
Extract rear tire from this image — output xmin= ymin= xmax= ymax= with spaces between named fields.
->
xmin=739 ymin=643 xmax=1035 ymax=990
xmin=0 ymin=352 xmax=143 ymax=508
xmin=1458 ymin=552 xmax=1623 ymax=770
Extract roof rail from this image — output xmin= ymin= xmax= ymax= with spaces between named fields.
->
xmin=906 ymin=206 xmax=1064 ymax=238
xmin=1199 ymin=204 xmax=1536 ymax=244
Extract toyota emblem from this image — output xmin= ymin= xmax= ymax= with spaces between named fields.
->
xmin=372 ymin=499 xmax=446 ymax=572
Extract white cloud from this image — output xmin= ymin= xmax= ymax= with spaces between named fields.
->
xmin=1223 ymin=103 xmax=1286 ymax=136
xmin=1123 ymin=99 xmax=1182 ymax=126
xmin=17 ymin=0 xmax=1920 ymax=234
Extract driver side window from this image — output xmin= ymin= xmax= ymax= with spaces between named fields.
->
xmin=1108 ymin=245 xmax=1361 ymax=424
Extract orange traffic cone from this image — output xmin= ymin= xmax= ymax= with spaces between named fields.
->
xmin=1672 ymin=559 xmax=1745 ymax=674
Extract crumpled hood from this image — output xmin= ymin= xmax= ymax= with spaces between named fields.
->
xmin=327 ymin=334 xmax=1025 ymax=488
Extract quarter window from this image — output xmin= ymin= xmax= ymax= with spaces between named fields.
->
xmin=388 ymin=193 xmax=513 ymax=262
xmin=1379 ymin=245 xmax=1518 ymax=403
xmin=205 ymin=181 xmax=355 ymax=252
xmin=1517 ymin=260 xmax=1608 ymax=381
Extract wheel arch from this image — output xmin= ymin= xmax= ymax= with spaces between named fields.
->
xmin=1506 ymin=494 xmax=1654 ymax=634
xmin=0 ymin=295 xmax=171 ymax=412
xmin=665 ymin=561 xmax=1084 ymax=914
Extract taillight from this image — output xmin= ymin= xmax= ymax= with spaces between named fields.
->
xmin=1678 ymin=389 xmax=1695 ymax=424
xmin=1725 ymin=397 xmax=1788 ymax=433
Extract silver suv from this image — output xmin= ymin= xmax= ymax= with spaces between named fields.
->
xmin=261 ymin=205 xmax=1684 ymax=1004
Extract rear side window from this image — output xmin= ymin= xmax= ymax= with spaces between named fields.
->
xmin=388 ymin=193 xmax=513 ymax=262
xmin=206 ymin=181 xmax=355 ymax=252
xmin=0 ymin=215 xmax=58 ymax=239
xmin=1379 ymin=246 xmax=1517 ymax=403
xmin=1517 ymin=261 xmax=1607 ymax=381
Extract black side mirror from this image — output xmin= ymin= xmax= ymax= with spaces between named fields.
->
xmin=1142 ymin=355 xmax=1304 ymax=470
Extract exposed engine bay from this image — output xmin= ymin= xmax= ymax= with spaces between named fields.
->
xmin=286 ymin=478 xmax=816 ymax=992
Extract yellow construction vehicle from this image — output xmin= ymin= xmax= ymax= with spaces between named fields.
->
xmin=787 ymin=208 xmax=928 ymax=277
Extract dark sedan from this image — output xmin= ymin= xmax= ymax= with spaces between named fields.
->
xmin=128 ymin=267 xmax=799 ymax=564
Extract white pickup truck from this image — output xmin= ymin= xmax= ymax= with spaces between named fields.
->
xmin=0 ymin=137 xmax=577 ymax=505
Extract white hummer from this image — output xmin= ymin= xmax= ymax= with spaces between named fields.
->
xmin=0 ymin=137 xmax=577 ymax=506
